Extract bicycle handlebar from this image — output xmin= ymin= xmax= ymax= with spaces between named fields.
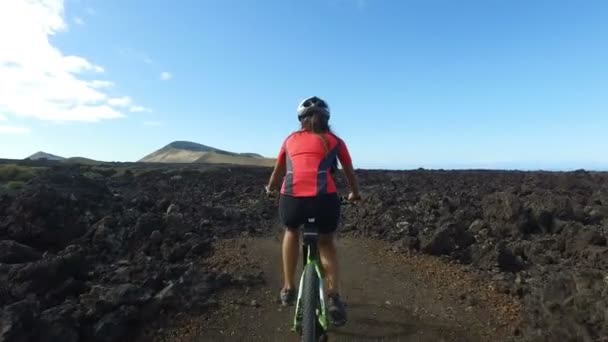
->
xmin=339 ymin=195 xmax=361 ymax=206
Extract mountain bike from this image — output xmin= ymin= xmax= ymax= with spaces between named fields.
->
xmin=292 ymin=215 xmax=329 ymax=342
xmin=292 ymin=197 xmax=354 ymax=342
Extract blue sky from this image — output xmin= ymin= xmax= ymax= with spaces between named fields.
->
xmin=0 ymin=0 xmax=607 ymax=170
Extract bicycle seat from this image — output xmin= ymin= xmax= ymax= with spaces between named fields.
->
xmin=303 ymin=217 xmax=319 ymax=245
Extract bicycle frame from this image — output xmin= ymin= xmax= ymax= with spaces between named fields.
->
xmin=292 ymin=217 xmax=329 ymax=333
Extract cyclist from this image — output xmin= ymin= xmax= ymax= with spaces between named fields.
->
xmin=265 ymin=96 xmax=362 ymax=327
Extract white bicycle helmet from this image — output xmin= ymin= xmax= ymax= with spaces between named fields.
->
xmin=297 ymin=96 xmax=330 ymax=120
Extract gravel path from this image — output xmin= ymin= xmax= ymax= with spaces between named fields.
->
xmin=145 ymin=236 xmax=524 ymax=342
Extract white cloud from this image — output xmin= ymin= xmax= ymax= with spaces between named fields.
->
xmin=0 ymin=125 xmax=31 ymax=135
xmin=129 ymin=105 xmax=148 ymax=113
xmin=0 ymin=113 xmax=5 ymax=121
xmin=74 ymin=16 xmax=84 ymax=26
xmin=89 ymin=80 xmax=114 ymax=88
xmin=108 ymin=96 xmax=132 ymax=107
xmin=0 ymin=0 xmax=141 ymax=123
xmin=143 ymin=121 xmax=162 ymax=127
xmin=160 ymin=72 xmax=172 ymax=81
xmin=107 ymin=97 xmax=149 ymax=112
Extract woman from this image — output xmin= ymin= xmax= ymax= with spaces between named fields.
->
xmin=265 ymin=96 xmax=361 ymax=327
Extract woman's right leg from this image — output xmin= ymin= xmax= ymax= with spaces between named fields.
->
xmin=319 ymin=233 xmax=339 ymax=295
xmin=316 ymin=194 xmax=347 ymax=326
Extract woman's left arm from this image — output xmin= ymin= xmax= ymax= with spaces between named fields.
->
xmin=267 ymin=161 xmax=286 ymax=191
xmin=266 ymin=141 xmax=287 ymax=192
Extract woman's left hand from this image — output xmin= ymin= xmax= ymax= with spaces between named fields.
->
xmin=265 ymin=185 xmax=278 ymax=198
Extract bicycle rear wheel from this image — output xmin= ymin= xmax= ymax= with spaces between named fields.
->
xmin=301 ymin=262 xmax=320 ymax=342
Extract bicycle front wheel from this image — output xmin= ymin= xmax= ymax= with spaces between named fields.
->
xmin=301 ymin=262 xmax=320 ymax=342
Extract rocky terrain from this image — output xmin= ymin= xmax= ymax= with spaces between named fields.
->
xmin=0 ymin=162 xmax=606 ymax=341
xmin=344 ymin=169 xmax=608 ymax=341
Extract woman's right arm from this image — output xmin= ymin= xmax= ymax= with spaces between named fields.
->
xmin=336 ymin=138 xmax=361 ymax=200
xmin=342 ymin=163 xmax=361 ymax=200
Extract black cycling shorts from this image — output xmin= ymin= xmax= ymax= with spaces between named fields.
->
xmin=279 ymin=193 xmax=341 ymax=234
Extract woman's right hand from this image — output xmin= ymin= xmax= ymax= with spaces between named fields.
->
xmin=347 ymin=192 xmax=362 ymax=202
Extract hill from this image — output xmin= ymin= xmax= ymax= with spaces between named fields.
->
xmin=26 ymin=151 xmax=65 ymax=161
xmin=139 ymin=141 xmax=275 ymax=167
xmin=24 ymin=152 xmax=104 ymax=165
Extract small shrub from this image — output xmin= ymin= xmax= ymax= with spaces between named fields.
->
xmin=111 ymin=168 xmax=135 ymax=178
xmin=0 ymin=164 xmax=35 ymax=182
xmin=6 ymin=181 xmax=26 ymax=190
xmin=91 ymin=166 xmax=116 ymax=177
xmin=83 ymin=171 xmax=104 ymax=180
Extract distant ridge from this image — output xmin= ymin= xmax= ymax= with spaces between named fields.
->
xmin=64 ymin=157 xmax=103 ymax=165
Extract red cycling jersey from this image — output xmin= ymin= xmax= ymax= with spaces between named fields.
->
xmin=277 ymin=130 xmax=352 ymax=197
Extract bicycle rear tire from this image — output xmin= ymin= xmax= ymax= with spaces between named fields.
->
xmin=301 ymin=262 xmax=320 ymax=342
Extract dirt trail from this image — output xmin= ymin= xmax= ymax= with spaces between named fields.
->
xmin=148 ymin=235 xmax=522 ymax=342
